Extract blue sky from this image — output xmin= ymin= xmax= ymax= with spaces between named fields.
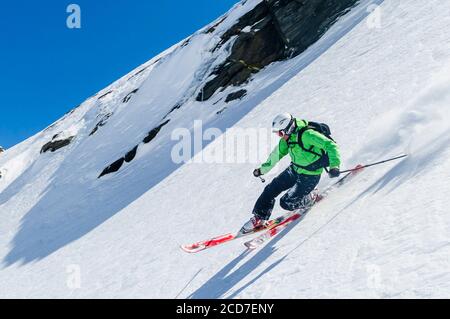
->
xmin=0 ymin=0 xmax=239 ymax=148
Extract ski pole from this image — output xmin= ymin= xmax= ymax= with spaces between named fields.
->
xmin=340 ymin=154 xmax=408 ymax=174
xmin=259 ymin=176 xmax=266 ymax=183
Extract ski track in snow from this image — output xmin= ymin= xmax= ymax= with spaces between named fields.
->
xmin=0 ymin=0 xmax=449 ymax=298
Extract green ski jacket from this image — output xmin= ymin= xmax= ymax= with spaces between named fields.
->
xmin=260 ymin=119 xmax=341 ymax=176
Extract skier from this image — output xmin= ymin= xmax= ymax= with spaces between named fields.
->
xmin=241 ymin=113 xmax=342 ymax=233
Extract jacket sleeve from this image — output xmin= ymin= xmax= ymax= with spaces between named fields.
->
xmin=260 ymin=139 xmax=289 ymax=174
xmin=304 ymin=130 xmax=341 ymax=169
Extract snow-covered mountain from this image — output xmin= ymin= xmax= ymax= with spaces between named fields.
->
xmin=1 ymin=0 xmax=449 ymax=298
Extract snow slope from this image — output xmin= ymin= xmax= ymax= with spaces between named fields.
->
xmin=1 ymin=0 xmax=449 ymax=298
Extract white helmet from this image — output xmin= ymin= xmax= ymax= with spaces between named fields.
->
xmin=272 ymin=113 xmax=295 ymax=134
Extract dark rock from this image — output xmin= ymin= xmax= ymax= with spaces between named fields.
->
xmin=220 ymin=2 xmax=268 ymax=45
xmin=43 ymin=123 xmax=57 ymax=132
xmin=225 ymin=89 xmax=247 ymax=103
xmin=89 ymin=113 xmax=113 ymax=136
xmin=128 ymin=66 xmax=149 ymax=81
xmin=213 ymin=98 xmax=224 ymax=105
xmin=163 ymin=103 xmax=183 ymax=120
xmin=98 ymin=158 xmax=125 ymax=178
xmin=196 ymin=61 xmax=254 ymax=101
xmin=40 ymin=137 xmax=74 ymax=153
xmin=98 ymin=145 xmax=138 ymax=178
xmin=124 ymin=145 xmax=138 ymax=163
xmin=89 ymin=127 xmax=99 ymax=136
xmin=266 ymin=0 xmax=357 ymax=56
xmin=181 ymin=38 xmax=191 ymax=48
xmin=0 ymin=146 xmax=5 ymax=153
xmin=197 ymin=0 xmax=357 ymax=101
xmin=127 ymin=58 xmax=162 ymax=81
xmin=143 ymin=120 xmax=170 ymax=144
xmin=63 ymin=106 xmax=78 ymax=117
xmin=98 ymin=91 xmax=113 ymax=100
xmin=196 ymin=4 xmax=284 ymax=101
xmin=216 ymin=107 xmax=227 ymax=115
xmin=123 ymin=89 xmax=139 ymax=103
xmin=230 ymin=17 xmax=285 ymax=67
xmin=205 ymin=16 xmax=227 ymax=34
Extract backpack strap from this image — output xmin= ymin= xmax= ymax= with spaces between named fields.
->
xmin=288 ymin=126 xmax=323 ymax=157
xmin=288 ymin=126 xmax=330 ymax=172
xmin=296 ymin=126 xmax=324 ymax=157
xmin=291 ymin=159 xmax=329 ymax=173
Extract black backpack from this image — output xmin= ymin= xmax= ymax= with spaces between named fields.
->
xmin=288 ymin=121 xmax=335 ymax=172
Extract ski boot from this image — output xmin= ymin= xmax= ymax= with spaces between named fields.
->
xmin=240 ymin=215 xmax=268 ymax=234
xmin=298 ymin=189 xmax=322 ymax=211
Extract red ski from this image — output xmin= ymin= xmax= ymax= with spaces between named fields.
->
xmin=181 ymin=232 xmax=244 ymax=253
xmin=244 ymin=214 xmax=302 ymax=250
xmin=180 ymin=211 xmax=300 ymax=253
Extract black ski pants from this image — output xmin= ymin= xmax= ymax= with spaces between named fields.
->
xmin=252 ymin=166 xmax=321 ymax=220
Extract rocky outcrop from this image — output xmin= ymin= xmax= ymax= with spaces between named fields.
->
xmin=98 ymin=158 xmax=125 ymax=178
xmin=127 ymin=58 xmax=161 ymax=81
xmin=98 ymin=90 xmax=113 ymax=100
xmin=225 ymin=89 xmax=247 ymax=103
xmin=143 ymin=120 xmax=170 ymax=144
xmin=123 ymin=89 xmax=139 ymax=103
xmin=197 ymin=0 xmax=357 ymax=101
xmin=163 ymin=103 xmax=183 ymax=120
xmin=205 ymin=16 xmax=227 ymax=34
xmin=40 ymin=136 xmax=74 ymax=153
xmin=0 ymin=146 xmax=4 ymax=153
xmin=128 ymin=66 xmax=150 ymax=81
xmin=124 ymin=145 xmax=138 ymax=163
xmin=90 ymin=88 xmax=140 ymax=136
xmin=269 ymin=0 xmax=357 ymax=55
xmin=89 ymin=113 xmax=113 ymax=136
xmin=98 ymin=143 xmax=139 ymax=178
xmin=98 ymin=120 xmax=171 ymax=178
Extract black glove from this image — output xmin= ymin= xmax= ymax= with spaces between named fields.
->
xmin=253 ymin=168 xmax=262 ymax=178
xmin=328 ymin=168 xmax=340 ymax=178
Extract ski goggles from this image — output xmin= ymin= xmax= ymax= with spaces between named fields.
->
xmin=275 ymin=124 xmax=295 ymax=137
